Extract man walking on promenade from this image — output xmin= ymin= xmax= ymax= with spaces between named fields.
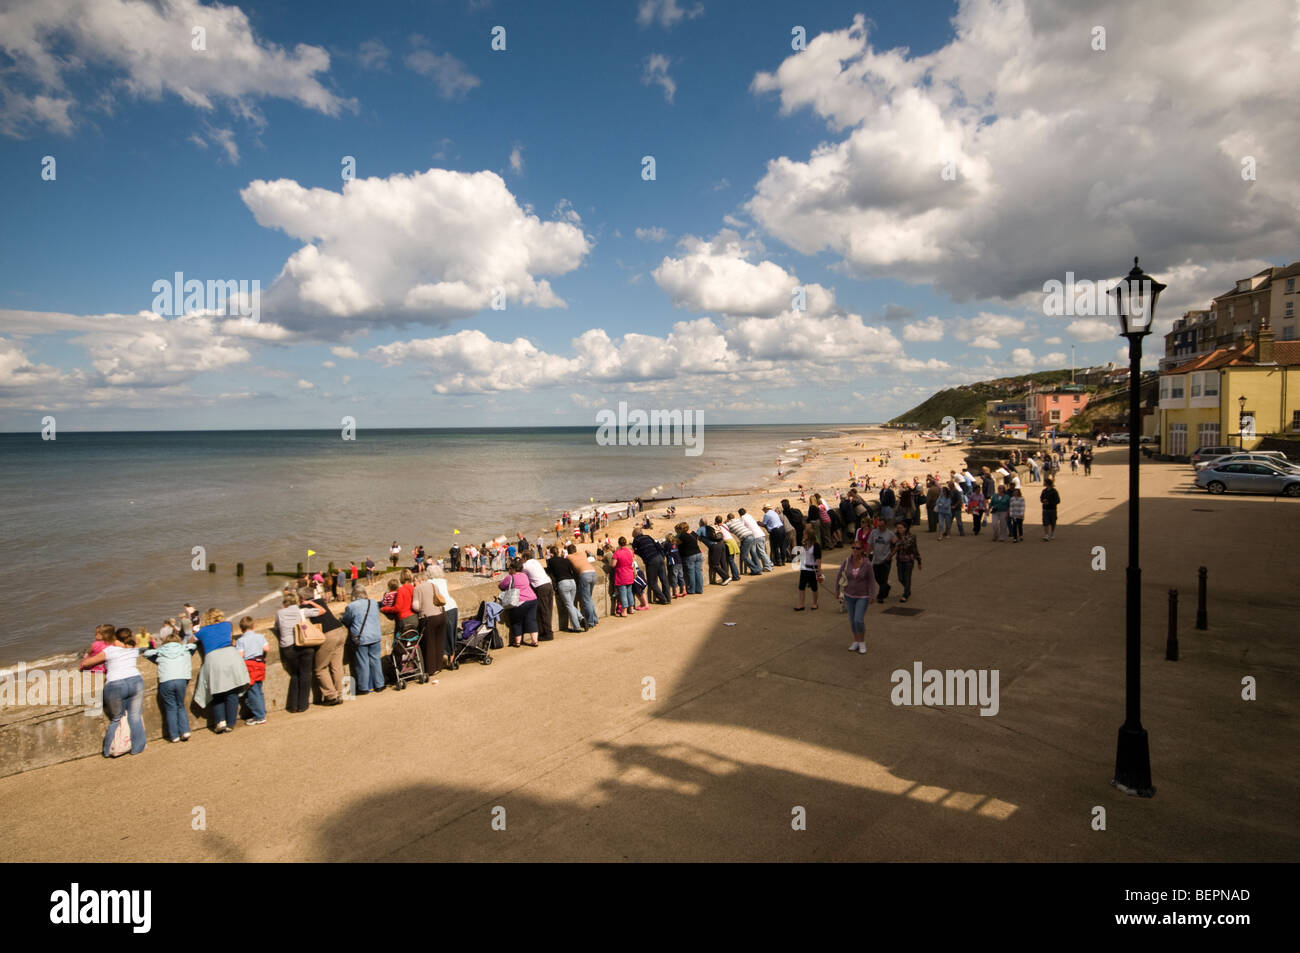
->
xmin=893 ymin=522 xmax=922 ymax=603
xmin=762 ymin=505 xmax=787 ymax=565
xmin=925 ymin=480 xmax=941 ymax=533
xmin=867 ymin=517 xmax=896 ymax=602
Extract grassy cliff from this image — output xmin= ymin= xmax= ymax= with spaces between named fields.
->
xmin=889 ymin=370 xmax=1076 ymax=429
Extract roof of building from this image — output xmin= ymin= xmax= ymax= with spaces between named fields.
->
xmin=1162 ymin=337 xmax=1300 ymax=374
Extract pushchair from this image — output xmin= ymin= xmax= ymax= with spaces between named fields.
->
xmin=391 ymin=617 xmax=429 ymax=689
xmin=452 ymin=600 xmax=503 ymax=667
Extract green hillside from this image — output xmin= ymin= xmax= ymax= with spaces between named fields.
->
xmin=889 ymin=370 xmax=1076 ymax=429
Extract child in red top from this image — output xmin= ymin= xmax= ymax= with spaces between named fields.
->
xmin=85 ymin=623 xmax=114 ymax=674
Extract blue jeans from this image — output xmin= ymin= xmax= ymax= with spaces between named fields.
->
xmin=740 ymin=537 xmax=762 ymax=574
xmin=243 ymin=681 xmax=266 ymax=720
xmin=727 ymin=551 xmax=741 ymax=580
xmin=937 ymin=512 xmax=952 ymax=535
xmin=353 ymin=641 xmax=385 ymax=691
xmin=103 ymin=675 xmax=146 ymax=756
xmin=685 ymin=552 xmax=704 ymax=594
xmin=210 ymin=689 xmax=239 ymax=729
xmin=844 ymin=595 xmax=870 ymax=636
xmin=556 ymin=579 xmax=583 ymax=630
xmin=616 ymin=584 xmax=634 ymax=611
xmin=578 ymin=571 xmax=599 ymax=626
xmin=670 ymin=563 xmax=685 ymax=589
xmin=158 ymin=678 xmax=189 ymax=740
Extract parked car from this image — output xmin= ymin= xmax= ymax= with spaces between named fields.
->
xmin=1108 ymin=432 xmax=1131 ymax=444
xmin=1139 ymin=435 xmax=1159 ymax=444
xmin=1190 ymin=445 xmax=1235 ymax=466
xmin=1194 ymin=451 xmax=1297 ymax=472
xmin=1195 ymin=461 xmax=1300 ymax=497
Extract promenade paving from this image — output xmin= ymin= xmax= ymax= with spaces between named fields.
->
xmin=2 ymin=446 xmax=1296 ymax=861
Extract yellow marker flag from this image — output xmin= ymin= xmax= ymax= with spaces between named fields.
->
xmin=453 ymin=529 xmax=460 ymax=535
xmin=590 ymin=497 xmax=594 ymax=502
xmin=307 ymin=549 xmax=317 ymax=556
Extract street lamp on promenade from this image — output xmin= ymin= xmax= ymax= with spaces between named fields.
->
xmin=1109 ymin=257 xmax=1164 ymax=797
xmin=1238 ymin=395 xmax=1247 ymax=449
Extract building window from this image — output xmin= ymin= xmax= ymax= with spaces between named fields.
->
xmin=1073 ymin=395 xmax=1080 ymax=402
xmin=1253 ymin=299 xmax=1260 ymax=315
xmin=1286 ymin=302 xmax=1294 ymax=318
xmin=1293 ymin=410 xmax=1300 ymax=432
xmin=1160 ymin=377 xmax=1171 ymax=400
xmin=1190 ymin=373 xmax=1202 ymax=397
xmin=1197 ymin=423 xmax=1220 ymax=446
xmin=1288 ymin=278 xmax=1296 ymax=293
xmin=1170 ymin=423 xmax=1187 ymax=456
xmin=1170 ymin=377 xmax=1184 ymax=399
xmin=1204 ymin=374 xmax=1218 ymax=397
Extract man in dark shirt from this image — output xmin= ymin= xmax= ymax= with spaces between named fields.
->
xmin=781 ymin=499 xmax=805 ymax=547
xmin=631 ymin=527 xmax=671 ymax=604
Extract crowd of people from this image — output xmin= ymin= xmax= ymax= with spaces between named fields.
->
xmin=77 ymin=445 xmax=1080 ymax=759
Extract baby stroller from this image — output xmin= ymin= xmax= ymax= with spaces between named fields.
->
xmin=452 ymin=600 xmax=503 ymax=667
xmin=391 ymin=617 xmax=429 ymax=689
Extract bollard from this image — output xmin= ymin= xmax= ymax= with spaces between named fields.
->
xmin=1166 ymin=589 xmax=1179 ymax=661
xmin=208 ymin=563 xmax=216 ymax=573
xmin=236 ymin=562 xmax=244 ymax=577
xmin=266 ymin=562 xmax=274 ymax=575
xmin=297 ymin=562 xmax=304 ymax=575
xmin=1196 ymin=566 xmax=1208 ymax=630
xmin=328 ymin=561 xmax=336 ymax=576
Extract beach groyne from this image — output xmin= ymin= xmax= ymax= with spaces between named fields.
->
xmin=0 ymin=573 xmax=612 ymax=779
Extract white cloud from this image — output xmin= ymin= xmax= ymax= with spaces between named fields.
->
xmin=1067 ymin=319 xmax=1117 ymax=343
xmin=902 ymin=316 xmax=945 ymax=342
xmin=405 ymin=47 xmax=480 ymax=98
xmin=637 ymin=0 xmax=704 ymax=30
xmin=746 ymin=5 xmax=1300 ymax=301
xmin=509 ymin=144 xmax=524 ymax=174
xmin=322 ymin=360 xmax=335 ymax=368
xmin=240 ymin=168 xmax=591 ymax=331
xmin=358 ymin=39 xmax=390 ymax=71
xmin=1043 ymin=336 xmax=1062 ymax=345
xmin=296 ymin=379 xmax=315 ymax=390
xmin=330 ymin=346 xmax=359 ymax=359
xmin=652 ymin=229 xmax=834 ymax=318
xmin=950 ymin=313 xmax=1027 ymax=347
xmin=642 ymin=53 xmax=676 ymax=103
xmin=0 ymin=0 xmax=352 ymax=137
xmin=722 ymin=214 xmax=748 ymax=229
xmin=635 ymin=226 xmax=668 ymax=242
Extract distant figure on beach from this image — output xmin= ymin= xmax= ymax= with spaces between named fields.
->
xmin=389 ymin=541 xmax=401 ymax=568
xmin=80 ymin=626 xmax=146 ymax=757
xmin=364 ymin=556 xmax=375 ymax=582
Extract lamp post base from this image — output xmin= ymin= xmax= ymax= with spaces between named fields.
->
xmin=1112 ymin=723 xmax=1155 ymax=797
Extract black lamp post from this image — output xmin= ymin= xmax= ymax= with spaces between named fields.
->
xmin=1238 ymin=395 xmax=1247 ymax=449
xmin=1109 ymin=257 xmax=1164 ymax=797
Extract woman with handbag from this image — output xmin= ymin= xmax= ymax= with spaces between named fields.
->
xmin=80 ymin=626 xmax=146 ymax=757
xmin=274 ymin=594 xmax=325 ymax=713
xmin=498 ymin=558 xmax=539 ymax=646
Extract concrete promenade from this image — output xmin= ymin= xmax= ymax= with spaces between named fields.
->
xmin=2 ymin=447 xmax=1296 ymax=861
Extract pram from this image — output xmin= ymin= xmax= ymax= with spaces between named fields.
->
xmin=452 ymin=600 xmax=503 ymax=667
xmin=391 ymin=617 xmax=429 ymax=690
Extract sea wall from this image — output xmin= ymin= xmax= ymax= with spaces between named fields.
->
xmin=0 ymin=573 xmax=612 ymax=778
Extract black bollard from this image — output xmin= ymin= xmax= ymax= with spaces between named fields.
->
xmin=208 ymin=563 xmax=216 ymax=573
xmin=236 ymin=562 xmax=244 ymax=577
xmin=1166 ymin=589 xmax=1179 ymax=661
xmin=266 ymin=562 xmax=274 ymax=575
xmin=297 ymin=562 xmax=304 ymax=575
xmin=1196 ymin=566 xmax=1208 ymax=630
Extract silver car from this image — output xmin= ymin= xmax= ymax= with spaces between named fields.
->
xmin=1195 ymin=461 xmax=1300 ymax=497
xmin=1195 ymin=451 xmax=1299 ymax=473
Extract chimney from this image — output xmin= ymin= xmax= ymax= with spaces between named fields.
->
xmin=1257 ymin=317 xmax=1275 ymax=364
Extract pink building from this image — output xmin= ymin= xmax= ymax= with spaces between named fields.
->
xmin=1026 ymin=390 xmax=1090 ymax=431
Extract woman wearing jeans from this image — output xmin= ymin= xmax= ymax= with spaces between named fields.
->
xmin=835 ymin=543 xmax=879 ymax=654
xmin=675 ymin=523 xmax=705 ymax=594
xmin=274 ymin=594 xmax=324 ymax=713
xmin=80 ymin=627 xmax=146 ymax=757
xmin=611 ymin=538 xmax=636 ymax=617
xmin=566 ymin=544 xmax=599 ymax=629
xmin=499 ymin=558 xmax=540 ymax=646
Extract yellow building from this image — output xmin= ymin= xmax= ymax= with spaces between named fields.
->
xmin=1158 ymin=321 xmax=1300 ymax=456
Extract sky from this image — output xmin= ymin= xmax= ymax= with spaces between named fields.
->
xmin=1 ymin=0 xmax=1298 ymax=430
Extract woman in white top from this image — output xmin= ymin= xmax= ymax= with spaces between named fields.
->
xmin=429 ymin=566 xmax=460 ymax=667
xmin=79 ymin=626 xmax=146 ymax=757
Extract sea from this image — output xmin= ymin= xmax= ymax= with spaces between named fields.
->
xmin=0 ymin=424 xmax=860 ymax=668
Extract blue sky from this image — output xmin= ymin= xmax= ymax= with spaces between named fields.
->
xmin=1 ymin=0 xmax=1297 ymax=429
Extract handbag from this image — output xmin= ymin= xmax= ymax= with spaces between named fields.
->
xmin=499 ymin=574 xmax=522 ymax=608
xmin=294 ymin=608 xmax=326 ymax=647
xmin=108 ymin=718 xmax=132 ymax=757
